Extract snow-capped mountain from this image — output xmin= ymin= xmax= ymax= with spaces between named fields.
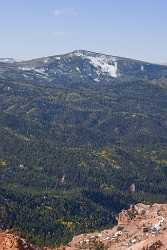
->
xmin=0 ymin=50 xmax=167 ymax=83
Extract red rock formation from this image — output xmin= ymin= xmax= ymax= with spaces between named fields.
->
xmin=57 ymin=203 xmax=167 ymax=249
xmin=0 ymin=232 xmax=38 ymax=250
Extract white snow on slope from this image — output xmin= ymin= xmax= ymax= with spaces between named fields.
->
xmin=19 ymin=66 xmax=49 ymax=79
xmin=87 ymin=56 xmax=118 ymax=78
xmin=73 ymin=51 xmax=118 ymax=78
xmin=19 ymin=66 xmax=46 ymax=74
xmin=19 ymin=66 xmax=34 ymax=71
xmin=0 ymin=58 xmax=15 ymax=63
xmin=33 ymin=68 xmax=46 ymax=75
xmin=18 ymin=51 xmax=118 ymax=81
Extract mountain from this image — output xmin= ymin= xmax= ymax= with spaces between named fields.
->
xmin=1 ymin=50 xmax=167 ymax=84
xmin=1 ymin=50 xmax=167 ymax=247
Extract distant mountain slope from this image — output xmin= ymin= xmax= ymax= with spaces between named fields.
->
xmin=0 ymin=58 xmax=15 ymax=63
xmin=1 ymin=50 xmax=167 ymax=83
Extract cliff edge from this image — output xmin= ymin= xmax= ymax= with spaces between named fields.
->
xmin=1 ymin=203 xmax=167 ymax=250
xmin=58 ymin=203 xmax=167 ymax=249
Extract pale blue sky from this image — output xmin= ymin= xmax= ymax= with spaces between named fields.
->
xmin=0 ymin=0 xmax=166 ymax=63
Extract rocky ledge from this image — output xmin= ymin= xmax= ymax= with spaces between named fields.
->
xmin=1 ymin=203 xmax=167 ymax=250
xmin=58 ymin=203 xmax=167 ymax=250
xmin=0 ymin=231 xmax=37 ymax=250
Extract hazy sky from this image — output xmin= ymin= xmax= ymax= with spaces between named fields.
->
xmin=0 ymin=0 xmax=166 ymax=63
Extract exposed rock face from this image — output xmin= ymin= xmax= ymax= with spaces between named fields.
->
xmin=2 ymin=203 xmax=167 ymax=249
xmin=58 ymin=203 xmax=167 ymax=250
xmin=0 ymin=232 xmax=37 ymax=250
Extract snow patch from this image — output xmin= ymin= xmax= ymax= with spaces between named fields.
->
xmin=33 ymin=68 xmax=46 ymax=75
xmin=87 ymin=55 xmax=118 ymax=78
xmin=0 ymin=58 xmax=15 ymax=63
xmin=73 ymin=51 xmax=84 ymax=57
xmin=23 ymin=74 xmax=29 ymax=78
xmin=73 ymin=51 xmax=118 ymax=78
xmin=19 ymin=66 xmax=49 ymax=79
xmin=19 ymin=66 xmax=46 ymax=75
xmin=76 ymin=67 xmax=80 ymax=72
xmin=19 ymin=66 xmax=35 ymax=71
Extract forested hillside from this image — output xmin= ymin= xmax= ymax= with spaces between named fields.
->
xmin=1 ymin=51 xmax=167 ymax=247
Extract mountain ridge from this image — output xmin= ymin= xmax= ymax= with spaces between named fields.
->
xmin=1 ymin=49 xmax=167 ymax=85
xmin=0 ymin=50 xmax=165 ymax=65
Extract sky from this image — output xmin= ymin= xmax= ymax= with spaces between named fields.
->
xmin=0 ymin=0 xmax=166 ymax=63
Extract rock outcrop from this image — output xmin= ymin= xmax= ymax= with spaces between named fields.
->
xmin=2 ymin=203 xmax=167 ymax=250
xmin=0 ymin=231 xmax=37 ymax=250
xmin=57 ymin=203 xmax=167 ymax=249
